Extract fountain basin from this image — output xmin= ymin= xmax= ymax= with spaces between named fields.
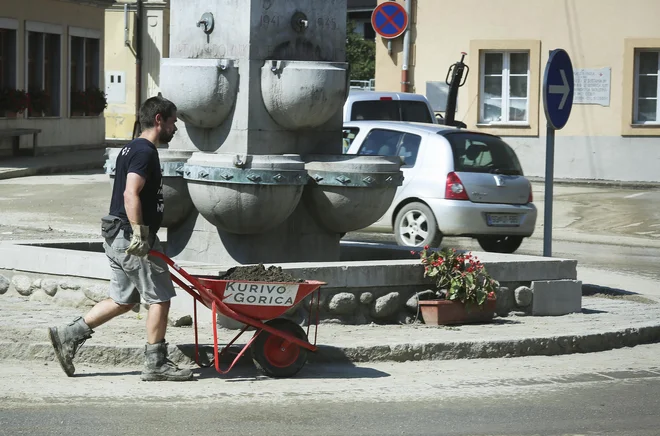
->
xmin=261 ymin=60 xmax=348 ymax=130
xmin=160 ymin=58 xmax=238 ymax=128
xmin=303 ymin=155 xmax=403 ymax=233
xmin=183 ymin=153 xmax=309 ymax=234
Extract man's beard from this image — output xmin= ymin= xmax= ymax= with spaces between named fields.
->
xmin=159 ymin=131 xmax=174 ymax=144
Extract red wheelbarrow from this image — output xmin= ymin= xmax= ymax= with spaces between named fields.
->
xmin=150 ymin=251 xmax=325 ymax=378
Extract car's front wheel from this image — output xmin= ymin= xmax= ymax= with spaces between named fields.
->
xmin=477 ymin=236 xmax=523 ymax=254
xmin=394 ymin=202 xmax=443 ymax=248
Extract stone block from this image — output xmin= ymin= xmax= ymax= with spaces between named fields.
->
xmin=371 ymin=292 xmax=401 ymax=319
xmin=53 ymin=289 xmax=96 ymax=309
xmin=83 ymin=284 xmax=108 ymax=303
xmin=41 ymin=279 xmax=59 ymax=297
xmin=405 ymin=290 xmax=436 ymax=313
xmin=515 ymin=286 xmax=533 ymax=307
xmin=12 ymin=275 xmax=33 ymax=296
xmin=495 ymin=286 xmax=514 ymax=317
xmin=359 ymin=292 xmax=373 ymax=304
xmin=328 ymin=292 xmax=357 ymax=315
xmin=531 ymin=280 xmax=582 ymax=316
xmin=0 ymin=275 xmax=9 ymax=295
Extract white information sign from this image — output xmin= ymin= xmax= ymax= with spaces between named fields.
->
xmin=573 ymin=68 xmax=611 ymax=106
xmin=223 ymin=282 xmax=299 ymax=306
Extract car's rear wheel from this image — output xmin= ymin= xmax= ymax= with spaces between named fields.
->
xmin=394 ymin=202 xmax=443 ymax=247
xmin=477 ymin=236 xmax=523 ymax=254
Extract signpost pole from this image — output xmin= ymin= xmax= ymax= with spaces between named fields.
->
xmin=541 ymin=48 xmax=573 ymax=258
xmin=543 ymin=123 xmax=555 ymax=257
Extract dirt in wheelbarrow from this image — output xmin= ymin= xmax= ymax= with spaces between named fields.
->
xmin=219 ymin=264 xmax=305 ymax=283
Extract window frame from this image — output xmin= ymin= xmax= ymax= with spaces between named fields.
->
xmin=0 ymin=18 xmax=18 ymax=93
xmin=357 ymin=128 xmax=422 ymax=168
xmin=68 ymin=26 xmax=102 ymax=118
xmin=342 ymin=127 xmax=360 ymax=153
xmin=478 ymin=50 xmax=531 ymax=126
xmin=357 ymin=128 xmax=405 ymax=157
xmin=622 ymin=39 xmax=660 ymax=136
xmin=25 ymin=21 xmax=63 ymax=118
xmin=396 ymin=133 xmax=422 ymax=168
xmin=633 ymin=48 xmax=660 ymax=125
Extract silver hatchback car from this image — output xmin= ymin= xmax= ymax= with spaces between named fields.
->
xmin=343 ymin=121 xmax=537 ymax=253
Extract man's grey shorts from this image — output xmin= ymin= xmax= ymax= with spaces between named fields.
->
xmin=103 ymin=229 xmax=176 ymax=305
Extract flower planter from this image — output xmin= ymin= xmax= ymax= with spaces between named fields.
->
xmin=4 ymin=111 xmax=18 ymax=119
xmin=419 ymin=297 xmax=497 ymax=326
xmin=71 ymin=110 xmax=85 ymax=117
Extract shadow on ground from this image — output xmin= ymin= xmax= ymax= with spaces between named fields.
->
xmin=583 ymin=284 xmax=658 ymax=305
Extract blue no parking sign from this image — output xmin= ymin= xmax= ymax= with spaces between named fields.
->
xmin=371 ymin=2 xmax=408 ymax=39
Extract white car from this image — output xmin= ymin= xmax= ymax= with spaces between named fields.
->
xmin=343 ymin=121 xmax=537 ymax=253
xmin=343 ymin=91 xmax=437 ymax=125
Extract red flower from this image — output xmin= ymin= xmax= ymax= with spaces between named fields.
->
xmin=424 ymin=245 xmax=429 ymax=250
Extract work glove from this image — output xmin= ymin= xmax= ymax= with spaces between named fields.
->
xmin=126 ymin=223 xmax=150 ymax=257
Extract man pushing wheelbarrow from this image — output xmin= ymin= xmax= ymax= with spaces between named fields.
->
xmin=48 ymin=96 xmax=325 ymax=381
xmin=48 ymin=96 xmax=193 ymax=382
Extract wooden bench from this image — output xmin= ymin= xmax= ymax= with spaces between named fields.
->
xmin=0 ymin=128 xmax=41 ymax=157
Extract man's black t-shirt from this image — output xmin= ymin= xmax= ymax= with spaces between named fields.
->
xmin=109 ymin=138 xmax=164 ymax=234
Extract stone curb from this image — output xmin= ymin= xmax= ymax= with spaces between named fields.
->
xmin=529 ymin=177 xmax=660 ymax=190
xmin=0 ymin=161 xmax=103 ymax=181
xmin=3 ymin=324 xmax=659 ymax=369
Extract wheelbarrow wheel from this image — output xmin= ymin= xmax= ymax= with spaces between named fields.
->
xmin=251 ymin=318 xmax=309 ymax=378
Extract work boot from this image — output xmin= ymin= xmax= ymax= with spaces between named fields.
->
xmin=140 ymin=340 xmax=193 ymax=382
xmin=48 ymin=317 xmax=94 ymax=377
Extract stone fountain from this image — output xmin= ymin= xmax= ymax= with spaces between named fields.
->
xmin=109 ymin=0 xmax=404 ymax=265
xmin=95 ymin=0 xmax=581 ymax=325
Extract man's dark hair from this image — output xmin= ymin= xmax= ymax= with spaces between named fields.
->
xmin=139 ymin=96 xmax=177 ymax=129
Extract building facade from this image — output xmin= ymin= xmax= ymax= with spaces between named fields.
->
xmin=348 ymin=0 xmax=377 ymax=40
xmin=375 ymin=0 xmax=660 ymax=183
xmin=0 ymin=0 xmax=113 ymax=154
xmin=104 ymin=0 xmax=169 ymax=140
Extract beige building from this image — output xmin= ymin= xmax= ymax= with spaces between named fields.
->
xmin=0 ymin=0 xmax=113 ymax=154
xmin=375 ymin=0 xmax=660 ymax=182
xmin=104 ymin=0 xmax=169 ymax=140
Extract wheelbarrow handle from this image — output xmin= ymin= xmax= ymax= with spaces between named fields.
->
xmin=149 ymin=250 xmax=208 ymax=293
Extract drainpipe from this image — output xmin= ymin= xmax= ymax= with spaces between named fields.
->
xmin=401 ymin=0 xmax=412 ymax=92
xmin=132 ymin=0 xmax=143 ymax=139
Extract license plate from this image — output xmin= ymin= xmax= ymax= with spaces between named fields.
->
xmin=486 ymin=214 xmax=520 ymax=227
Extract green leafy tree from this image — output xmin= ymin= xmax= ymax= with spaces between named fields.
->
xmin=346 ymin=20 xmax=375 ymax=81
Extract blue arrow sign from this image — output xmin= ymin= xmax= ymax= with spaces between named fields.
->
xmin=543 ymin=49 xmax=574 ymax=130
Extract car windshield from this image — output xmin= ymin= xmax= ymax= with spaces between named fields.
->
xmin=442 ymin=132 xmax=524 ymax=175
xmin=350 ymin=100 xmax=434 ymax=123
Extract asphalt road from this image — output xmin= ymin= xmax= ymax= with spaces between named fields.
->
xmin=1 ymin=344 xmax=659 ymax=436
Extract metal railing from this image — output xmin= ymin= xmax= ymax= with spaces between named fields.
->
xmin=349 ymin=79 xmax=376 ymax=91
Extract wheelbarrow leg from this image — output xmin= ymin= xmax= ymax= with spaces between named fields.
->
xmin=211 ymin=301 xmax=259 ymax=374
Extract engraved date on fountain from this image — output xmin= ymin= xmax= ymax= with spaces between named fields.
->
xmin=258 ymin=14 xmax=339 ymax=30
xmin=259 ymin=14 xmax=281 ymax=28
